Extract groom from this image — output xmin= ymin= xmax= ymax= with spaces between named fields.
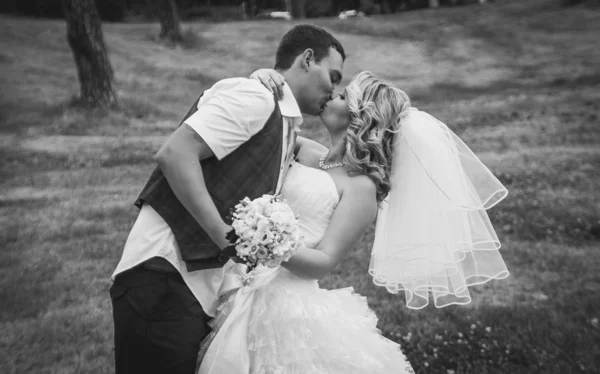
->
xmin=109 ymin=24 xmax=345 ymax=374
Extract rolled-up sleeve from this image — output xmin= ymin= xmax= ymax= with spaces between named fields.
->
xmin=184 ymin=79 xmax=275 ymax=160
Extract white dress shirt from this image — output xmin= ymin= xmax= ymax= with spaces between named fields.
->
xmin=112 ymin=78 xmax=302 ymax=317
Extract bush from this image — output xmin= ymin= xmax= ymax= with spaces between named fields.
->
xmin=561 ymin=0 xmax=600 ymax=5
xmin=305 ymin=0 xmax=333 ymax=18
xmin=9 ymin=0 xmax=64 ymax=19
xmin=96 ymin=0 xmax=126 ymax=22
xmin=0 ymin=0 xmax=125 ymax=22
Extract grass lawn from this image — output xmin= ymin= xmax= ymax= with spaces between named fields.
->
xmin=1 ymin=0 xmax=599 ymax=372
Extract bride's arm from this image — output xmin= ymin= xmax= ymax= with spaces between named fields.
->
xmin=249 ymin=68 xmax=285 ymax=100
xmin=281 ymin=175 xmax=378 ymax=279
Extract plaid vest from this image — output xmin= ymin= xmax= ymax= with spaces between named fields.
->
xmin=135 ymin=93 xmax=284 ymax=272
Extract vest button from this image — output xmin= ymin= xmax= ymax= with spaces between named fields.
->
xmin=217 ymin=254 xmax=226 ymax=263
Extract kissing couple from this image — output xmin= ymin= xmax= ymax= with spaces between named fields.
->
xmin=110 ymin=24 xmax=509 ymax=374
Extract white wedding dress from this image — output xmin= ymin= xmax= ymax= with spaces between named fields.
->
xmin=197 ymin=161 xmax=415 ymax=374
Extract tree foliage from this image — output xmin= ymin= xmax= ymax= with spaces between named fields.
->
xmin=1 ymin=0 xmax=126 ymax=21
xmin=1 ymin=0 xmax=488 ymax=21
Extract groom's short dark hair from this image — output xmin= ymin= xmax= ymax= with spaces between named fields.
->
xmin=275 ymin=24 xmax=346 ymax=70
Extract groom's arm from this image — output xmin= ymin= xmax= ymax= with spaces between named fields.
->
xmin=155 ymin=79 xmax=275 ymax=250
xmin=155 ymin=126 xmax=231 ymax=249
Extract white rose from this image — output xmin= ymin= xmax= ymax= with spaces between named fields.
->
xmin=269 ymin=211 xmax=287 ymax=223
xmin=265 ymin=259 xmax=280 ymax=268
xmin=272 ymin=242 xmax=290 ymax=256
xmin=243 ymin=214 xmax=257 ymax=229
xmin=232 ymin=221 xmax=251 ymax=239
xmin=287 ymin=227 xmax=300 ymax=240
xmin=236 ymin=242 xmax=252 ymax=257
xmin=252 ymin=227 xmax=271 ymax=246
xmin=268 ymin=202 xmax=285 ymax=214
xmin=256 ymin=217 xmax=270 ymax=232
xmin=264 ymin=203 xmax=277 ymax=216
xmin=241 ymin=227 xmax=256 ymax=240
xmin=256 ymin=248 xmax=268 ymax=259
xmin=258 ymin=230 xmax=274 ymax=246
xmin=252 ymin=197 xmax=270 ymax=214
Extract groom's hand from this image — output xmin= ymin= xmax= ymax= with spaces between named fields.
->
xmin=221 ymin=245 xmax=236 ymax=257
xmin=221 ymin=245 xmax=245 ymax=264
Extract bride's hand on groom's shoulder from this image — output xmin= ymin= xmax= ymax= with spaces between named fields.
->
xmin=249 ymin=69 xmax=285 ymax=100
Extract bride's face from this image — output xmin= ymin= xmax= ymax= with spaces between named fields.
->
xmin=319 ymin=89 xmax=351 ymax=133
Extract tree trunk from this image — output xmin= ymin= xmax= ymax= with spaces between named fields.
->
xmin=241 ymin=1 xmax=248 ymax=19
xmin=63 ymin=0 xmax=116 ymax=107
xmin=157 ymin=0 xmax=182 ymax=42
xmin=290 ymin=0 xmax=306 ymax=19
xmin=389 ymin=0 xmax=408 ymax=12
xmin=246 ymin=0 xmax=259 ymax=19
xmin=388 ymin=0 xmax=397 ymax=13
xmin=330 ymin=0 xmax=340 ymax=16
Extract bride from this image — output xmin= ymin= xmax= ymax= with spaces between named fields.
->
xmin=197 ymin=71 xmax=509 ymax=373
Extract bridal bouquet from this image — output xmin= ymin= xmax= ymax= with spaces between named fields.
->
xmin=227 ymin=194 xmax=301 ymax=271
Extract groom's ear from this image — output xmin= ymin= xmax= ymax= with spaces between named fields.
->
xmin=300 ymin=49 xmax=315 ymax=72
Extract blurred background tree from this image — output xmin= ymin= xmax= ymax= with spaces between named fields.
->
xmin=1 ymin=0 xmax=513 ymax=21
xmin=62 ymin=0 xmax=116 ymax=107
xmin=0 ymin=0 xmax=126 ymax=21
xmin=290 ymin=0 xmax=306 ymax=18
xmin=155 ymin=0 xmax=183 ymax=42
xmin=10 ymin=0 xmax=594 ymax=22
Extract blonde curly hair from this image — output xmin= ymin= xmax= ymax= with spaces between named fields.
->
xmin=343 ymin=71 xmax=411 ymax=203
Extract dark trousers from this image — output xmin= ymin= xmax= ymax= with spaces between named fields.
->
xmin=110 ymin=261 xmax=211 ymax=374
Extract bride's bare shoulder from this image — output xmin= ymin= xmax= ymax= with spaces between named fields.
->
xmin=296 ymin=136 xmax=328 ymax=166
xmin=338 ymin=172 xmax=376 ymax=198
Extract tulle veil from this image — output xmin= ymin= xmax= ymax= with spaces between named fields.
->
xmin=369 ymin=108 xmax=509 ymax=309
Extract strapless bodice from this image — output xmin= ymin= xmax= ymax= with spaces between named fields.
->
xmin=280 ymin=161 xmax=340 ymax=248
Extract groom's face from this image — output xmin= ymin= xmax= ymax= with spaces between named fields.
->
xmin=302 ymin=47 xmax=344 ymax=116
xmin=319 ymin=89 xmax=350 ymax=133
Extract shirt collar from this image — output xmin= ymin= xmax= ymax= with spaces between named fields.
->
xmin=278 ymin=83 xmax=303 ymax=132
